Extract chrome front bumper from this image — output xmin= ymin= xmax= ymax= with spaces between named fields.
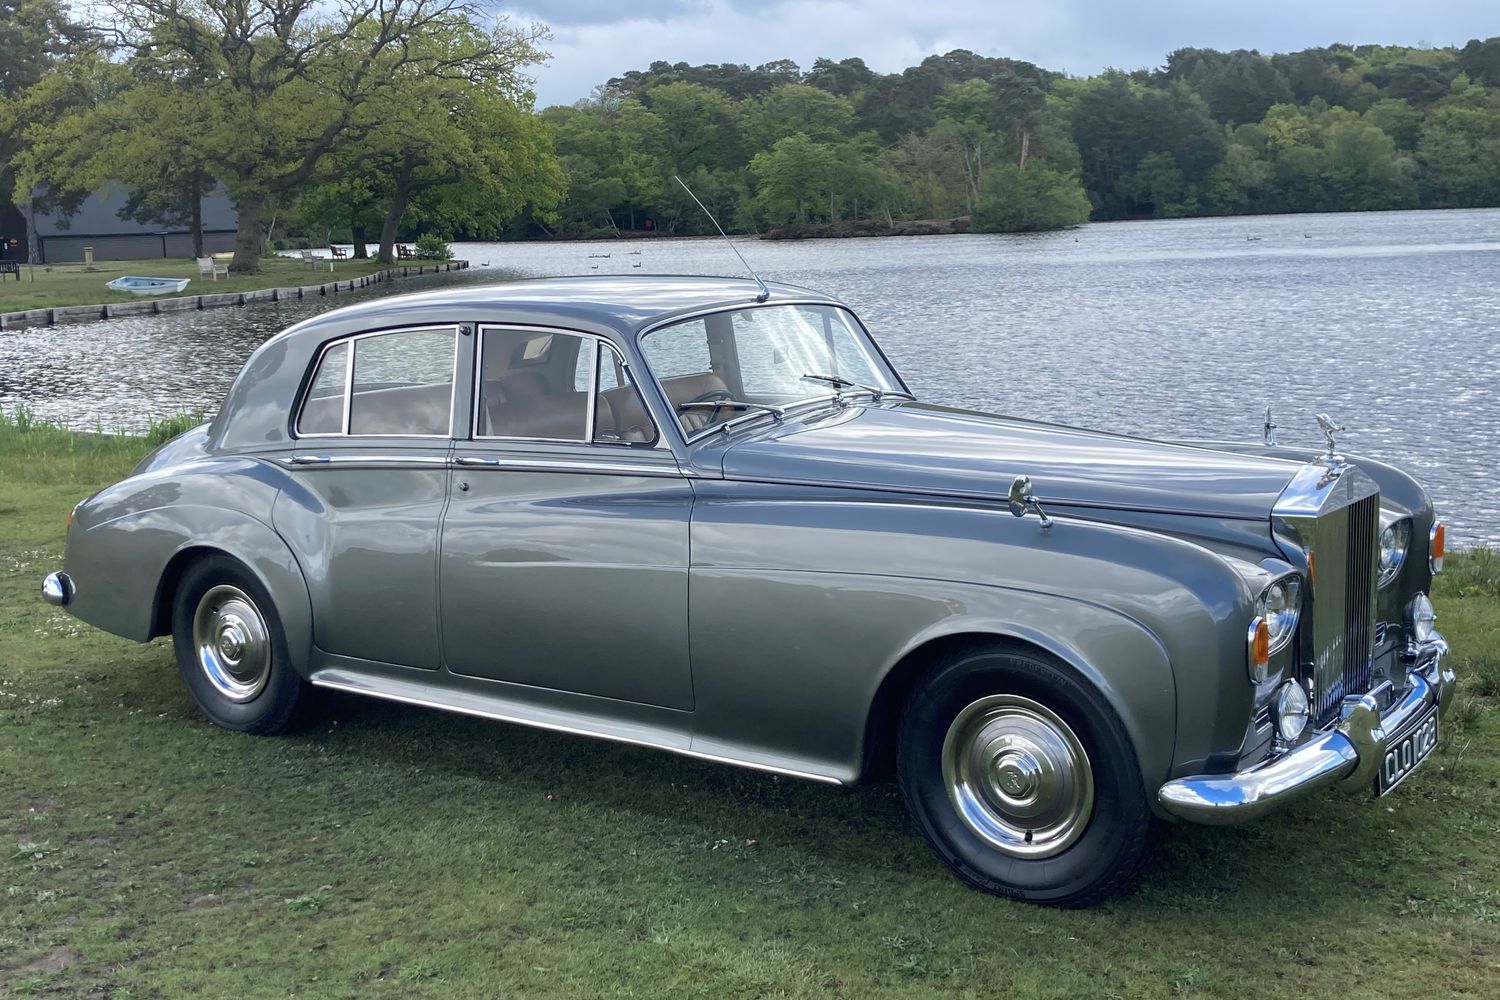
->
xmin=1158 ymin=633 xmax=1453 ymax=825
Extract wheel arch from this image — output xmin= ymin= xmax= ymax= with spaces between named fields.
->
xmin=148 ymin=529 xmax=315 ymax=679
xmin=858 ymin=614 xmax=1176 ymax=792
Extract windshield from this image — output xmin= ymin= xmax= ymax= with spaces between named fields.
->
xmin=640 ymin=304 xmax=901 ymax=436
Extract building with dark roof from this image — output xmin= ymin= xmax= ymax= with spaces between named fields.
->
xmin=3 ymin=184 xmax=238 ymax=263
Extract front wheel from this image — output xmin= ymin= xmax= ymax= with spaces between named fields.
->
xmin=171 ymin=555 xmax=306 ymax=734
xmin=897 ymin=644 xmax=1152 ymax=906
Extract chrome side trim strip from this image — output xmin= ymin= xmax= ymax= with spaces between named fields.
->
xmin=450 ymin=455 xmax=684 ymax=478
xmin=281 ymin=454 xmax=452 ymax=468
xmin=308 ymin=671 xmax=843 ymax=785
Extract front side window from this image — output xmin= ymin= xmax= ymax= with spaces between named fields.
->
xmin=476 ymin=327 xmax=657 ymax=446
xmin=640 ymin=304 xmax=897 ymax=435
xmin=294 ymin=327 xmax=456 ymax=437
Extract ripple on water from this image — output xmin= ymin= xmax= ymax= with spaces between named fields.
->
xmin=3 ymin=208 xmax=1497 ymax=546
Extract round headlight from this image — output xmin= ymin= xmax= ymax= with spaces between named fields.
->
xmin=1255 ymin=577 xmax=1302 ymax=655
xmin=1410 ymin=592 xmax=1437 ymax=643
xmin=1378 ymin=520 xmax=1410 ymax=587
xmin=1274 ymin=680 xmax=1310 ymax=742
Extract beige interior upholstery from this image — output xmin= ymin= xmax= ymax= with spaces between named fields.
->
xmin=348 ymin=382 xmax=453 ymax=436
xmin=660 ymin=373 xmax=730 ymax=432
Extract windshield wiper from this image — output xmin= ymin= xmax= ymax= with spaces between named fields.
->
xmin=801 ymin=373 xmax=914 ymax=402
xmin=677 ymin=399 xmax=785 ymax=422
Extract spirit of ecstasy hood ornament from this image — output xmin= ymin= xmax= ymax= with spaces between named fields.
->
xmin=1315 ymin=412 xmax=1345 ymax=466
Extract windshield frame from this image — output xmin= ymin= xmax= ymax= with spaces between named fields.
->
xmin=635 ymin=300 xmax=911 ymax=445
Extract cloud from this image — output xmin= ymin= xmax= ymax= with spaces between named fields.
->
xmin=510 ymin=0 xmax=1495 ymax=107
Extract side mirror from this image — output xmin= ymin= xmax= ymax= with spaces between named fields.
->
xmin=1008 ymin=475 xmax=1052 ymax=528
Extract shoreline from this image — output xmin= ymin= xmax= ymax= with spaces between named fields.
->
xmin=0 ymin=260 xmax=469 ymax=331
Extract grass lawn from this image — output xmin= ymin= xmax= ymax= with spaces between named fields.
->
xmin=2 ymin=417 xmax=1498 ymax=998
xmin=0 ymin=257 xmax=393 ymax=314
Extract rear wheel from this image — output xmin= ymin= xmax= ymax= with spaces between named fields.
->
xmin=171 ymin=555 xmax=305 ymax=734
xmin=897 ymin=644 xmax=1152 ymax=906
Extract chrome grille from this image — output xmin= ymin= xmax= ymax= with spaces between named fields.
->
xmin=1312 ymin=493 xmax=1380 ymax=726
xmin=1272 ymin=461 xmax=1384 ymax=730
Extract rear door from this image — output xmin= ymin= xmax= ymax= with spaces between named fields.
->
xmin=437 ymin=325 xmax=694 ymax=709
xmin=274 ymin=324 xmax=466 ymax=669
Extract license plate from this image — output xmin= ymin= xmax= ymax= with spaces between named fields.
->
xmin=1375 ymin=704 xmax=1439 ymax=796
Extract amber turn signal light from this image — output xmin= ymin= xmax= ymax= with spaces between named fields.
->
xmin=1248 ymin=616 xmax=1271 ymax=682
xmin=1430 ymin=521 xmax=1445 ymax=574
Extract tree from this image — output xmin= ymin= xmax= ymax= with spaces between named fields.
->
xmin=1418 ymin=105 xmax=1500 ymax=206
xmin=0 ymin=0 xmax=87 ymax=256
xmin=315 ymin=17 xmax=560 ymax=262
xmin=749 ymin=133 xmax=835 ymax=223
xmin=96 ymin=0 xmax=548 ymax=272
xmin=972 ymin=161 xmax=1090 ymax=232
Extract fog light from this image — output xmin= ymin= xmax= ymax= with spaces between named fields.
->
xmin=1274 ymin=681 xmax=1310 ymax=742
xmin=1410 ymin=592 xmax=1437 ymax=643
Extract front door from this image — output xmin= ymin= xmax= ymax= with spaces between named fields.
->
xmin=438 ymin=325 xmax=693 ymax=710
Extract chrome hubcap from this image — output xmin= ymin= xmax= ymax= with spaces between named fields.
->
xmin=942 ymin=694 xmax=1094 ymax=858
xmin=192 ymin=585 xmax=270 ymax=702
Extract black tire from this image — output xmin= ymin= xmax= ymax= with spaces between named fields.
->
xmin=171 ymin=554 xmax=305 ymax=735
xmin=897 ymin=643 xmax=1152 ymax=907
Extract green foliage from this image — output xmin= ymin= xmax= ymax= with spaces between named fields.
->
xmin=413 ymin=232 xmax=451 ymax=260
xmin=11 ymin=28 xmax=1500 ymax=254
xmin=972 ymin=162 xmax=1092 ymax=232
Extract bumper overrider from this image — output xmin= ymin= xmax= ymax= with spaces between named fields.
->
xmin=1158 ymin=632 xmax=1454 ymax=824
xmin=42 ymin=571 xmax=73 ymax=606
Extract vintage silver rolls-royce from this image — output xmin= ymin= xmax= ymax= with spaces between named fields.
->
xmin=42 ymin=276 xmax=1453 ymax=906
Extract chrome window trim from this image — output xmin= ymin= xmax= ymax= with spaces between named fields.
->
xmin=472 ymin=324 xmax=662 ymax=448
xmin=292 ymin=325 xmax=460 ymax=440
xmin=635 ymin=301 xmax=907 ymax=444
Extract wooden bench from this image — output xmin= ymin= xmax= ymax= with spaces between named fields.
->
xmin=0 ymin=260 xmax=19 ymax=282
xmin=330 ymin=245 xmax=348 ymax=260
xmin=397 ymin=244 xmax=416 ymax=260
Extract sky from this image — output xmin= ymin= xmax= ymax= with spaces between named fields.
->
xmin=506 ymin=0 xmax=1497 ymax=108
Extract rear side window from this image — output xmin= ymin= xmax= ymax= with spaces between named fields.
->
xmin=295 ymin=328 xmax=457 ymax=437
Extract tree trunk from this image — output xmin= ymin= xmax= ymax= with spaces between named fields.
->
xmin=189 ymin=172 xmax=204 ymax=259
xmin=351 ymin=222 xmax=369 ymax=259
xmin=229 ymin=191 xmax=266 ymax=273
xmin=377 ymin=190 xmax=410 ymax=264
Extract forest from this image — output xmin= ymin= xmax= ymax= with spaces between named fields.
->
xmin=3 ymin=0 xmax=1499 ymax=264
xmin=541 ymin=39 xmax=1500 ymax=236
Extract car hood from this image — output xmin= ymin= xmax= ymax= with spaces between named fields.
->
xmin=718 ymin=402 xmax=1303 ymax=520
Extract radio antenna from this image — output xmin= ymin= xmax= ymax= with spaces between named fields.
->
xmin=674 ymin=175 xmax=770 ymax=302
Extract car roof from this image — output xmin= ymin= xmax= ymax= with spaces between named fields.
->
xmin=273 ymin=274 xmax=845 ymax=343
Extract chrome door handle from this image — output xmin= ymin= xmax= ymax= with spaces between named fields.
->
xmin=452 ymin=455 xmax=502 ymax=467
xmin=287 ymin=455 xmax=331 ymax=465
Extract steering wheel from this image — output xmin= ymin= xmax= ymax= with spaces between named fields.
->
xmin=675 ymin=387 xmax=733 ymax=413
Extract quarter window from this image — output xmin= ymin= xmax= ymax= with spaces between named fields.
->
xmin=296 ymin=342 xmax=348 ymax=436
xmin=294 ymin=328 xmax=457 ymax=438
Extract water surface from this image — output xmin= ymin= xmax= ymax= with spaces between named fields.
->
xmin=3 ymin=209 xmax=1496 ymax=544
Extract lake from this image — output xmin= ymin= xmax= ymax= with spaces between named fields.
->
xmin=2 ymin=208 xmax=1497 ymax=545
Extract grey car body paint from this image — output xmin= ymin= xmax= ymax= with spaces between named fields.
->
xmin=53 ymin=276 xmax=1435 ymax=809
